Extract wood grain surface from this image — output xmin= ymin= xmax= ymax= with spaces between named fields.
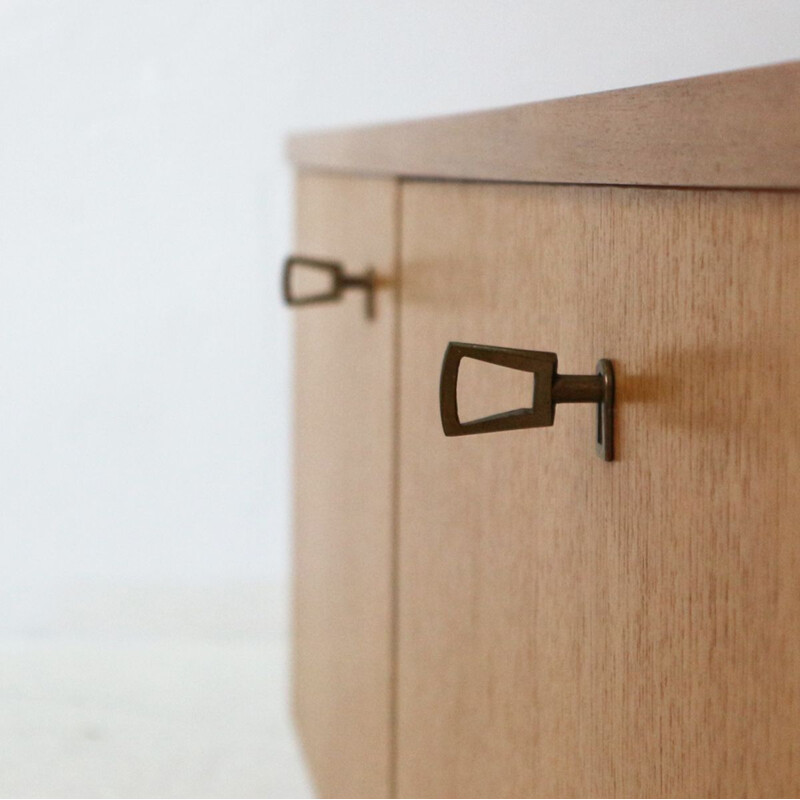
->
xmin=395 ymin=181 xmax=800 ymax=797
xmin=291 ymin=173 xmax=397 ymax=798
xmin=289 ymin=61 xmax=800 ymax=189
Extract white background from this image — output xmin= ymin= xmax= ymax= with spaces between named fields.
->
xmin=0 ymin=3 xmax=797 ymax=795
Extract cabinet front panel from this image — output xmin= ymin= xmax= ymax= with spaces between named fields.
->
xmin=397 ymin=182 xmax=800 ymax=797
xmin=291 ymin=173 xmax=397 ymax=798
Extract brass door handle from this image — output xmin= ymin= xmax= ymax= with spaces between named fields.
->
xmin=282 ymin=255 xmax=375 ymax=319
xmin=439 ymin=342 xmax=615 ymax=460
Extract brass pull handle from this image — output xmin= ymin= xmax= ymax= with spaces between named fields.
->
xmin=282 ymin=255 xmax=375 ymax=319
xmin=439 ymin=342 xmax=615 ymax=460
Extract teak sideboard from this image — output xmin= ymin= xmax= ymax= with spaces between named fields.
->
xmin=285 ymin=62 xmax=800 ymax=798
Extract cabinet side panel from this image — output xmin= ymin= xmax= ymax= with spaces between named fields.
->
xmin=396 ymin=182 xmax=800 ymax=797
xmin=291 ymin=173 xmax=397 ymax=798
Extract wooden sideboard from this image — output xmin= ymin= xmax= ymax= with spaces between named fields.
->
xmin=287 ymin=62 xmax=800 ymax=798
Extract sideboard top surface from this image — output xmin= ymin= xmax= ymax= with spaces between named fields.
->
xmin=288 ymin=61 xmax=800 ymax=189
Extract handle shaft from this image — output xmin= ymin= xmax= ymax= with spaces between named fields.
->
xmin=552 ymin=374 xmax=604 ymax=404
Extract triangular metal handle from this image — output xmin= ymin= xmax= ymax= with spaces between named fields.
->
xmin=439 ymin=342 xmax=557 ymax=436
xmin=282 ymin=255 xmax=374 ymax=318
xmin=439 ymin=341 xmax=615 ymax=460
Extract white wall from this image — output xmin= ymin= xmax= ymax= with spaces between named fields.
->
xmin=1 ymin=0 xmax=798 ymax=633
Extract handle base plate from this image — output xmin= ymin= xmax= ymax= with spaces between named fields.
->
xmin=595 ymin=359 xmax=615 ymax=462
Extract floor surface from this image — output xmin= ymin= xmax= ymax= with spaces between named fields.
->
xmin=0 ymin=635 xmax=313 ymax=798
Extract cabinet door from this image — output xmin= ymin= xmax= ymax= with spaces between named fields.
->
xmin=397 ymin=182 xmax=800 ymax=797
xmin=291 ymin=173 xmax=397 ymax=798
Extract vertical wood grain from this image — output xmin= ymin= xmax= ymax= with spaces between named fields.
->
xmin=396 ymin=182 xmax=800 ymax=797
xmin=291 ymin=172 xmax=397 ymax=798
